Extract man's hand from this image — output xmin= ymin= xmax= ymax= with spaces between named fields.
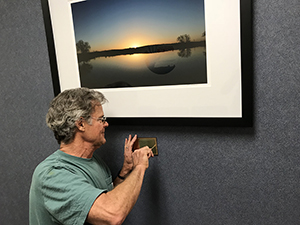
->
xmin=116 ymin=135 xmax=154 ymax=183
xmin=132 ymin=146 xmax=154 ymax=170
xmin=119 ymin=135 xmax=137 ymax=177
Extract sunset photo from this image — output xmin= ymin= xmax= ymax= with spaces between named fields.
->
xmin=71 ymin=0 xmax=206 ymax=88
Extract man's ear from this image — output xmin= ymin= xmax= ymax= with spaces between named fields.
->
xmin=75 ymin=118 xmax=85 ymax=131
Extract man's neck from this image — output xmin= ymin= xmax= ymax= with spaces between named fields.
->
xmin=59 ymin=139 xmax=96 ymax=159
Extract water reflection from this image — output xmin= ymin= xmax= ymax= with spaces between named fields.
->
xmin=178 ymin=48 xmax=192 ymax=58
xmin=78 ymin=61 xmax=93 ymax=75
xmin=145 ymin=55 xmax=176 ymax=75
xmin=78 ymin=46 xmax=207 ymax=89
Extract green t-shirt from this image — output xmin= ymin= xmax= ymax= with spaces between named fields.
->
xmin=29 ymin=150 xmax=113 ymax=225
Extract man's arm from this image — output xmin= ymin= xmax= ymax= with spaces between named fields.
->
xmin=86 ymin=146 xmax=154 ymax=225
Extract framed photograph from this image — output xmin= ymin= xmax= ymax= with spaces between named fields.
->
xmin=41 ymin=0 xmax=253 ymax=126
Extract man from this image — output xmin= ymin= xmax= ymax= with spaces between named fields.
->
xmin=29 ymin=87 xmax=154 ymax=225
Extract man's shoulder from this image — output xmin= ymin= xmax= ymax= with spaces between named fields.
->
xmin=33 ymin=150 xmax=67 ymax=177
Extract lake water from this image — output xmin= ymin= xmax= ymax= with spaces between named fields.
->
xmin=79 ymin=46 xmax=206 ymax=89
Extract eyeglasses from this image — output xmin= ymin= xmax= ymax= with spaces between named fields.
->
xmin=91 ymin=116 xmax=107 ymax=123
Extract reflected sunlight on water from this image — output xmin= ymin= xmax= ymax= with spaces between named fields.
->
xmin=80 ymin=47 xmax=206 ymax=88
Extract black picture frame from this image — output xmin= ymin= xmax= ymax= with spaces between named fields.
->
xmin=41 ymin=0 xmax=253 ymax=127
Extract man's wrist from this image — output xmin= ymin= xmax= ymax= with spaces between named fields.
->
xmin=117 ymin=172 xmax=126 ymax=180
xmin=118 ymin=167 xmax=132 ymax=179
xmin=133 ymin=164 xmax=147 ymax=173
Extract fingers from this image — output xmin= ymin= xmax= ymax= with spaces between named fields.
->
xmin=149 ymin=150 xmax=154 ymax=158
xmin=141 ymin=146 xmax=154 ymax=158
xmin=131 ymin=134 xmax=137 ymax=143
xmin=124 ymin=135 xmax=130 ymax=146
xmin=138 ymin=146 xmax=154 ymax=158
xmin=125 ymin=134 xmax=137 ymax=147
xmin=124 ymin=135 xmax=153 ymax=158
xmin=132 ymin=146 xmax=154 ymax=169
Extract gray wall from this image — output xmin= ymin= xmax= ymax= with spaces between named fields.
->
xmin=1 ymin=0 xmax=300 ymax=224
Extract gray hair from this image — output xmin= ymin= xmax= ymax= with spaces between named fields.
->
xmin=46 ymin=87 xmax=107 ymax=144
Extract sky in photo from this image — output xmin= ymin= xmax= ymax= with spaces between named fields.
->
xmin=71 ymin=0 xmax=205 ymax=51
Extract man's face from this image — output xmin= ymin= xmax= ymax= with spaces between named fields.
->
xmin=84 ymin=104 xmax=109 ymax=148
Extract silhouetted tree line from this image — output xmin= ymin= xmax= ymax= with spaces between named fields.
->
xmin=76 ymin=40 xmax=91 ymax=53
xmin=76 ymin=32 xmax=206 ymax=61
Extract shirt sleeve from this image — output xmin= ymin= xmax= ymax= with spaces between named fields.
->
xmin=41 ymin=166 xmax=106 ymax=225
